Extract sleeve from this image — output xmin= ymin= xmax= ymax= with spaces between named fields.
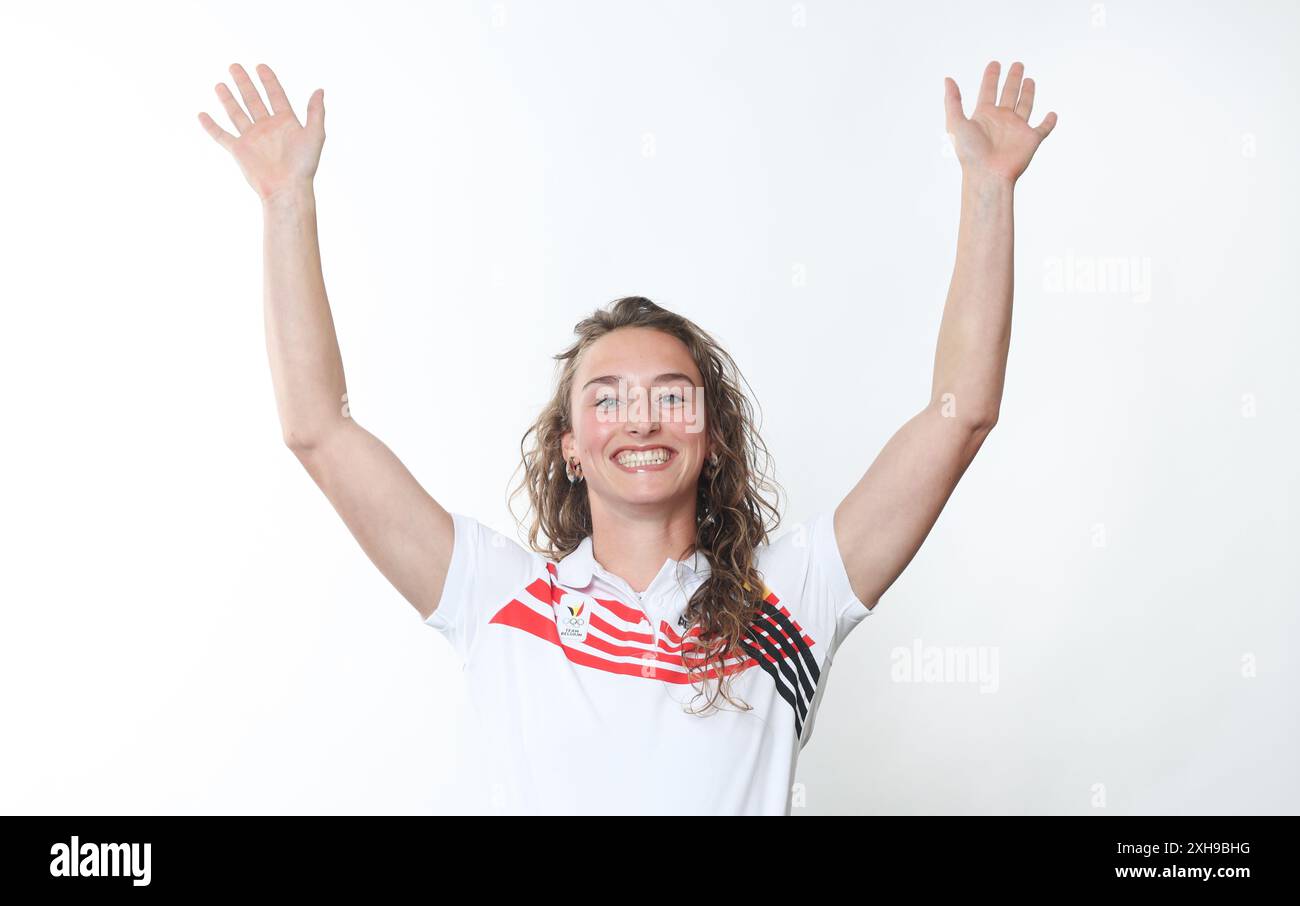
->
xmin=423 ymin=512 xmax=541 ymax=665
xmin=754 ymin=509 xmax=876 ymax=750
xmin=754 ymin=509 xmax=875 ymax=664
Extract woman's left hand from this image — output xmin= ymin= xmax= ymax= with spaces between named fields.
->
xmin=944 ymin=61 xmax=1057 ymax=184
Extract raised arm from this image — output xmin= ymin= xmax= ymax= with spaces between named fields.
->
xmin=199 ymin=63 xmax=454 ymax=621
xmin=832 ymin=61 xmax=1058 ymax=609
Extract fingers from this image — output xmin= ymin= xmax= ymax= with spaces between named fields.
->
xmin=197 ymin=111 xmax=236 ymax=149
xmin=1014 ymin=77 xmax=1035 ymax=120
xmin=214 ymin=82 xmax=252 ymax=134
xmin=977 ymin=60 xmax=1000 ymax=107
xmin=1033 ymin=111 xmax=1058 ymax=141
xmin=943 ymin=77 xmax=964 ymax=130
xmin=255 ymin=63 xmax=295 ymax=118
xmin=228 ymin=63 xmax=270 ymax=121
xmin=304 ymin=88 xmax=326 ymax=135
xmin=998 ymin=61 xmax=1024 ymax=109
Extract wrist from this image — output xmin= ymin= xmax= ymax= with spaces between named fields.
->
xmin=961 ymin=169 xmax=1015 ymax=201
xmin=260 ymin=181 xmax=316 ymax=209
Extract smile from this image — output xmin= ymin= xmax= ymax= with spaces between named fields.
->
xmin=612 ymin=447 xmax=676 ymax=471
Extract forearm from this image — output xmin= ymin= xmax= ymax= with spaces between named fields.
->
xmin=930 ymin=172 xmax=1015 ymax=428
xmin=261 ymin=183 xmax=348 ymax=449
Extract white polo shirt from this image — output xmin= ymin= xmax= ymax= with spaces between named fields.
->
xmin=423 ymin=508 xmax=875 ymax=815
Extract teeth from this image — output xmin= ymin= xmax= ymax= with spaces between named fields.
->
xmin=616 ymin=448 xmax=671 ymax=466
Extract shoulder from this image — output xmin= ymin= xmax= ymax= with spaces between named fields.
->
xmin=447 ymin=512 xmax=550 ymax=569
xmin=443 ymin=512 xmax=555 ymax=600
xmin=424 ymin=512 xmax=553 ymax=659
xmin=753 ymin=509 xmax=874 ymax=653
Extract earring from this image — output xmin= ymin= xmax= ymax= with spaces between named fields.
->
xmin=699 ymin=453 xmax=721 ymax=529
xmin=705 ymin=451 xmax=720 ymax=477
xmin=565 ymin=456 xmax=584 ymax=484
xmin=698 ymin=500 xmax=717 ymax=529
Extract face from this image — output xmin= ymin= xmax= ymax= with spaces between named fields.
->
xmin=562 ymin=327 xmax=711 ymax=512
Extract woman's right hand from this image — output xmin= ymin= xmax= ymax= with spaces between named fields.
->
xmin=198 ymin=63 xmax=325 ymax=202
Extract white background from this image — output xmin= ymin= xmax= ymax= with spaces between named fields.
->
xmin=1 ymin=0 xmax=1296 ymax=815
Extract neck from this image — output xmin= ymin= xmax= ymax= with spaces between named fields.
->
xmin=587 ymin=495 xmax=699 ymax=593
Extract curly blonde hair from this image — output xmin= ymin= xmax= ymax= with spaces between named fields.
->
xmin=508 ymin=296 xmax=785 ymax=715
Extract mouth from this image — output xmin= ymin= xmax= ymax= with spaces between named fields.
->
xmin=610 ymin=446 xmax=677 ymax=472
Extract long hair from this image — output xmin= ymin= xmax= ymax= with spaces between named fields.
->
xmin=508 ymin=296 xmax=784 ymax=716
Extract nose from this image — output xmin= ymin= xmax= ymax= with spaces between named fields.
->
xmin=627 ymin=414 xmax=659 ymax=436
xmin=626 ymin=386 xmax=660 ymax=435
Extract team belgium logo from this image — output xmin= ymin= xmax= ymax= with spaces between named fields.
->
xmin=556 ymin=594 xmax=591 ymax=645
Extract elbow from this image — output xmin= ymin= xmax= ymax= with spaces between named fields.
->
xmin=967 ymin=410 xmax=999 ymax=434
xmin=929 ymin=391 xmax=999 ymax=433
xmin=283 ymin=419 xmax=350 ymax=458
xmin=929 ymin=397 xmax=999 ymax=433
xmin=282 ymin=425 xmax=324 ymax=456
xmin=958 ymin=398 xmax=1000 ymax=433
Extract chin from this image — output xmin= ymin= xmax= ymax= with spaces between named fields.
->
xmin=609 ymin=484 xmax=678 ymax=505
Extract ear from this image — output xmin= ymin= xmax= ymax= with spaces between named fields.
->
xmin=561 ymin=429 xmax=574 ymax=461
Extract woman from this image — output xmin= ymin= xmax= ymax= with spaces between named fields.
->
xmin=199 ymin=60 xmax=1056 ymax=815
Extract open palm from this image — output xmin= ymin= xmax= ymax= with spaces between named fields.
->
xmin=945 ymin=61 xmax=1057 ymax=184
xmin=198 ymin=63 xmax=325 ymax=201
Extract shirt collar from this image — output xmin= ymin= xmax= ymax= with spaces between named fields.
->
xmin=556 ymin=535 xmax=709 ymax=590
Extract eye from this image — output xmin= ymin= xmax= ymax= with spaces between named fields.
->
xmin=595 ymin=395 xmax=620 ymax=409
xmin=658 ymin=391 xmax=685 ymax=405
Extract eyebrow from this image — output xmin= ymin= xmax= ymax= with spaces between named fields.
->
xmin=581 ymin=372 xmax=696 ymax=392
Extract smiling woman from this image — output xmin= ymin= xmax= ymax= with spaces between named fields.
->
xmin=511 ymin=297 xmax=787 ymax=712
xmin=198 ymin=58 xmax=1056 ymax=815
